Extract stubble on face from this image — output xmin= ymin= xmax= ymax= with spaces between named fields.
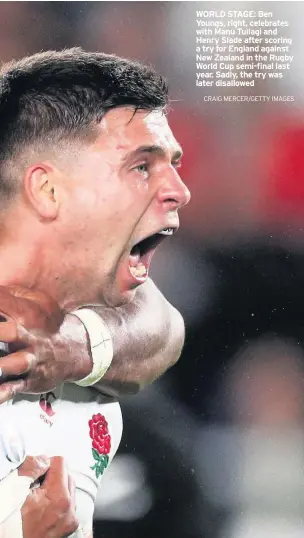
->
xmin=52 ymin=107 xmax=184 ymax=307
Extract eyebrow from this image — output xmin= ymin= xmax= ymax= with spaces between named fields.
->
xmin=121 ymin=144 xmax=183 ymax=165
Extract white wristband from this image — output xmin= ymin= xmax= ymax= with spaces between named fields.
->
xmin=72 ymin=309 xmax=113 ymax=387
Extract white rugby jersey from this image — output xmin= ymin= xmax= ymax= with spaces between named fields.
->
xmin=0 ymin=384 xmax=123 ymax=538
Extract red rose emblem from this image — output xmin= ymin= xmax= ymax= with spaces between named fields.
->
xmin=89 ymin=413 xmax=111 ymax=455
xmin=88 ymin=413 xmax=111 ymax=479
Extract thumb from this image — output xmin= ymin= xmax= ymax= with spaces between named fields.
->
xmin=7 ymin=285 xmax=64 ymax=325
xmin=18 ymin=455 xmax=50 ymax=481
xmin=41 ymin=456 xmax=70 ymax=499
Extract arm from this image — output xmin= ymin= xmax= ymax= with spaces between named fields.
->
xmin=49 ymin=278 xmax=185 ymax=395
xmin=88 ymin=278 xmax=185 ymax=395
xmin=0 ymin=279 xmax=185 ymax=400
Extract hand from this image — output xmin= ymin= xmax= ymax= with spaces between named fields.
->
xmin=0 ymin=285 xmax=89 ymax=403
xmin=21 ymin=456 xmax=79 ymax=538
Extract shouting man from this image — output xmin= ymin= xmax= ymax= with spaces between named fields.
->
xmin=0 ymin=48 xmax=190 ymax=537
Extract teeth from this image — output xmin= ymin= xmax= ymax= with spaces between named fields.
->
xmin=130 ymin=263 xmax=147 ymax=278
xmin=159 ymin=228 xmax=173 ymax=236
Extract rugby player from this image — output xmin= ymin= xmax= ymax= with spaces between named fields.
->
xmin=0 ymin=48 xmax=190 ymax=537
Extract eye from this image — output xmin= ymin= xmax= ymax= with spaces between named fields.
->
xmin=132 ymin=162 xmax=149 ymax=178
xmin=136 ymin=163 xmax=148 ymax=173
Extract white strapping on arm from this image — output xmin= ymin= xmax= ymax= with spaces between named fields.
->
xmin=72 ymin=309 xmax=113 ymax=387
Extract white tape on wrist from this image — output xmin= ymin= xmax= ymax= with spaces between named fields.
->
xmin=0 ymin=470 xmax=32 ymax=538
xmin=72 ymin=309 xmax=113 ymax=387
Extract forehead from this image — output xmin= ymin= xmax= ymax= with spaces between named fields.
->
xmin=92 ymin=107 xmax=180 ymax=156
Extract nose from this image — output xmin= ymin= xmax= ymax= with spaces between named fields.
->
xmin=157 ymin=169 xmax=191 ymax=210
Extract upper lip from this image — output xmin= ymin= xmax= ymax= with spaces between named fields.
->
xmin=130 ymin=222 xmax=179 ymax=253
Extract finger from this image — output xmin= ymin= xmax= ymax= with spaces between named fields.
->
xmin=0 ymin=288 xmax=29 ymax=321
xmin=0 ymin=319 xmax=29 ymax=343
xmin=7 ymin=286 xmax=62 ymax=318
xmin=18 ymin=455 xmax=50 ymax=481
xmin=7 ymin=286 xmax=64 ymax=327
xmin=0 ymin=319 xmax=18 ymax=341
xmin=0 ymin=349 xmax=36 ymax=377
xmin=0 ymin=379 xmax=27 ymax=403
xmin=0 ymin=286 xmax=56 ymax=331
xmin=41 ymin=456 xmax=70 ymax=500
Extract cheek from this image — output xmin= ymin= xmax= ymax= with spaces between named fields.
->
xmin=72 ymin=185 xmax=100 ymax=209
xmin=65 ymin=183 xmax=107 ymax=227
xmin=58 ymin=193 xmax=98 ymax=247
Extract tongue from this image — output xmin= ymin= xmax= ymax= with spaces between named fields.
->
xmin=129 ymin=246 xmax=141 ymax=267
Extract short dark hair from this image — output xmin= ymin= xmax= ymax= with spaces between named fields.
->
xmin=0 ymin=47 xmax=169 ymax=198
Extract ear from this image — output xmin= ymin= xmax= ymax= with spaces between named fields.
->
xmin=23 ymin=163 xmax=59 ymax=220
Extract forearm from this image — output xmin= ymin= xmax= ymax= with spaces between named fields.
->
xmin=63 ymin=279 xmax=185 ymax=396
xmin=95 ymin=280 xmax=185 ymax=395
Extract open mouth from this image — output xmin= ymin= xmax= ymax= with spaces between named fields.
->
xmin=129 ymin=228 xmax=175 ymax=282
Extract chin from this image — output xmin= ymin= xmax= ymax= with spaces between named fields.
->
xmin=104 ymin=286 xmax=138 ymax=307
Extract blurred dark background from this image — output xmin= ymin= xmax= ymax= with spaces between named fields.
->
xmin=3 ymin=2 xmax=304 ymax=536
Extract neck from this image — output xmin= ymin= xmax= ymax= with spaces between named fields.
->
xmin=0 ymin=214 xmax=72 ymax=308
xmin=0 ymin=241 xmax=41 ymax=288
xmin=0 ymin=239 xmax=104 ymax=311
xmin=0 ymin=240 xmax=80 ymax=309
xmin=0 ymin=213 xmax=103 ymax=310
